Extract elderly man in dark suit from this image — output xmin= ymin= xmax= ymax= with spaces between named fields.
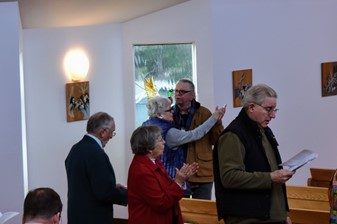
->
xmin=65 ymin=112 xmax=127 ymax=224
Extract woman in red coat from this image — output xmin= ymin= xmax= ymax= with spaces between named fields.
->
xmin=128 ymin=125 xmax=198 ymax=224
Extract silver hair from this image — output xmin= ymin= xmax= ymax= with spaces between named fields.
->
xmin=86 ymin=112 xmax=114 ymax=134
xmin=176 ymin=78 xmax=195 ymax=91
xmin=146 ymin=96 xmax=171 ymax=117
xmin=241 ymin=84 xmax=277 ymax=108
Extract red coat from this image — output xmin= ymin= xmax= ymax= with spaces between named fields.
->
xmin=128 ymin=155 xmax=184 ymax=224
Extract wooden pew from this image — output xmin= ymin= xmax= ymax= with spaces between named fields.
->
xmin=180 ymin=185 xmax=331 ymax=224
xmin=179 ymin=198 xmax=224 ymax=224
xmin=307 ymin=168 xmax=335 ymax=188
xmin=287 ymin=185 xmax=330 ymax=224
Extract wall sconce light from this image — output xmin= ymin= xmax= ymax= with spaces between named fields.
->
xmin=64 ymin=48 xmax=90 ymax=122
xmin=64 ymin=49 xmax=89 ymax=82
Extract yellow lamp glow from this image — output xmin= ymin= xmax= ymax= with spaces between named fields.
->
xmin=63 ymin=49 xmax=89 ymax=82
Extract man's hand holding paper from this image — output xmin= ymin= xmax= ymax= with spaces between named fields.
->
xmin=270 ymin=169 xmax=295 ymax=184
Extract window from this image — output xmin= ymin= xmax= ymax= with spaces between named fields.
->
xmin=134 ymin=43 xmax=195 ymax=127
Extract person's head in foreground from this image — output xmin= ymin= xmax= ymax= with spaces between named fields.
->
xmin=23 ymin=187 xmax=62 ymax=224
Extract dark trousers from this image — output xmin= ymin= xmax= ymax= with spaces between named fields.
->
xmin=189 ymin=182 xmax=213 ymax=200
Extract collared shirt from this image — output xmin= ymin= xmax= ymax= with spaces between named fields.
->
xmin=86 ymin=133 xmax=103 ymax=149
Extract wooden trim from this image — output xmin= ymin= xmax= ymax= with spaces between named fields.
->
xmin=289 ymin=208 xmax=330 ymax=224
xmin=287 ymin=185 xmax=330 ymax=211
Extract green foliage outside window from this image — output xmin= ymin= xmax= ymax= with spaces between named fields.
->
xmin=134 ymin=43 xmax=194 ymax=126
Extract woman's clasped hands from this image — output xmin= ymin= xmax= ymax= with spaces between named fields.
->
xmin=174 ymin=162 xmax=199 ymax=187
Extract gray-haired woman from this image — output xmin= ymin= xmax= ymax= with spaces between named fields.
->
xmin=128 ymin=125 xmax=198 ymax=224
xmin=142 ymin=96 xmax=226 ymax=181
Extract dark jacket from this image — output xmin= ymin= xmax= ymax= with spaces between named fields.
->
xmin=213 ymin=109 xmax=288 ymax=219
xmin=65 ymin=135 xmax=127 ymax=224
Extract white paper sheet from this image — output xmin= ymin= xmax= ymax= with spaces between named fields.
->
xmin=0 ymin=212 xmax=19 ymax=224
xmin=280 ymin=149 xmax=318 ymax=171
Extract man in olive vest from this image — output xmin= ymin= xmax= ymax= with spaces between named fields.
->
xmin=214 ymin=84 xmax=294 ymax=224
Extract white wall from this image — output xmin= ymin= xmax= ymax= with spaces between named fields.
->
xmin=22 ymin=1 xmax=215 ymax=221
xmin=22 ymin=23 xmax=128 ymax=221
xmin=211 ymin=0 xmax=337 ymax=185
xmin=0 ymin=2 xmax=24 ymax=223
xmin=122 ymin=0 xmax=215 ymax=164
xmin=15 ymin=0 xmax=337 ymax=222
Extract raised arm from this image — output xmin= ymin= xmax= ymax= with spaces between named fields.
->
xmin=166 ymin=105 xmax=226 ymax=148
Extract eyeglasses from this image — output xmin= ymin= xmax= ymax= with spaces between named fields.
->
xmin=164 ymin=108 xmax=173 ymax=113
xmin=174 ymin=89 xmax=192 ymax=95
xmin=156 ymin=136 xmax=164 ymax=142
xmin=104 ymin=128 xmax=116 ymax=137
xmin=256 ymin=104 xmax=279 ymax=114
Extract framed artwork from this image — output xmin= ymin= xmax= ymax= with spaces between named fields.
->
xmin=66 ymin=81 xmax=90 ymax=122
xmin=321 ymin=61 xmax=337 ymax=97
xmin=232 ymin=69 xmax=252 ymax=108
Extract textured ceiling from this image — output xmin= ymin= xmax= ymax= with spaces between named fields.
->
xmin=18 ymin=0 xmax=189 ymax=29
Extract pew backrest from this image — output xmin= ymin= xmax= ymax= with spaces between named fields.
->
xmin=286 ymin=185 xmax=330 ymax=224
xmin=179 ymin=185 xmax=331 ymax=224
xmin=307 ymin=168 xmax=335 ymax=188
xmin=179 ymin=198 xmax=224 ymax=224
